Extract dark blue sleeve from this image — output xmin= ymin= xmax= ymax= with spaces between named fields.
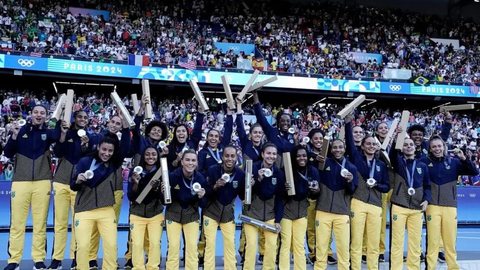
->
xmin=221 ymin=114 xmax=233 ymax=146
xmin=132 ymin=115 xmax=143 ymax=154
xmin=84 ymin=167 xmax=113 ymax=188
xmin=235 ymin=113 xmax=249 ymax=149
xmin=345 ymin=164 xmax=358 ymax=194
xmin=70 ymin=159 xmax=88 ymax=191
xmin=345 ymin=121 xmax=358 ymax=160
xmin=422 ymin=164 xmax=432 ymax=203
xmin=205 ymin=166 xmax=217 ymax=199
xmin=198 ymin=149 xmax=207 ymax=176
xmin=4 ymin=128 xmax=22 ymax=158
xmin=119 ymin=128 xmax=132 ymax=159
xmin=127 ymin=169 xmax=137 ymax=201
xmin=190 ymin=112 xmax=205 ymax=149
xmin=457 ymin=158 xmax=479 ymax=176
xmin=374 ymin=162 xmax=390 ymax=193
xmin=253 ymin=103 xmax=277 ymax=141
xmin=54 ymin=131 xmax=71 ymax=158
xmin=440 ymin=122 xmax=452 ymax=142
xmin=197 ymin=173 xmax=209 ymax=208
xmin=48 ymin=120 xmax=62 ymax=143
xmin=274 ymin=171 xmax=285 ymax=223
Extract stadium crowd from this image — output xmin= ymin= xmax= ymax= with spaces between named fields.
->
xmin=1 ymin=89 xmax=479 ymax=185
xmin=0 ymin=0 xmax=479 ymax=84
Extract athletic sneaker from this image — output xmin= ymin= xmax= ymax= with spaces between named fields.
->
xmin=47 ymin=259 xmax=62 ymax=270
xmin=124 ymin=259 xmax=133 ymax=269
xmin=379 ymin=254 xmax=386 ymax=262
xmin=70 ymin=259 xmax=77 ymax=270
xmin=361 ymin=255 xmax=367 ymax=264
xmin=327 ymin=255 xmax=337 ymax=265
xmin=198 ymin=256 xmax=204 ymax=267
xmin=34 ymin=262 xmax=47 ymax=270
xmin=257 ymin=255 xmax=264 ymax=264
xmin=438 ymin=252 xmax=446 ymax=263
xmin=88 ymin=260 xmax=98 ymax=270
xmin=3 ymin=263 xmax=19 ymax=270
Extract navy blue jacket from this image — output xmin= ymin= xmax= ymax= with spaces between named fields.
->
xmin=198 ymin=114 xmax=233 ymax=176
xmin=235 ymin=113 xmax=262 ymax=162
xmin=420 ymin=155 xmax=478 ymax=207
xmin=253 ymin=103 xmax=294 ymax=153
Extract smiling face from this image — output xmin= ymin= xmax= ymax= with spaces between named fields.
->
xmin=75 ymin=111 xmax=88 ymax=129
xmin=262 ymin=146 xmax=278 ymax=167
xmin=148 ymin=125 xmax=163 ymax=141
xmin=222 ymin=147 xmax=237 ymax=171
xmin=361 ymin=137 xmax=377 ymax=156
xmin=107 ymin=116 xmax=122 ymax=133
xmin=144 ymin=147 xmax=158 ymax=166
xmin=207 ymin=130 xmax=220 ymax=148
xmin=181 ymin=152 xmax=198 ymax=175
xmin=429 ymin=138 xmax=445 ymax=158
xmin=175 ymin=125 xmax=188 ymax=143
xmin=331 ymin=140 xmax=345 ymax=160
xmin=31 ymin=106 xmax=47 ymax=126
xmin=296 ymin=148 xmax=308 ymax=168
xmin=279 ymin=114 xmax=291 ymax=132
xmin=311 ymin=132 xmax=324 ymax=150
xmin=410 ymin=130 xmax=424 ymax=147
xmin=250 ymin=125 xmax=264 ymax=144
xmin=98 ymin=142 xmax=115 ymax=162
xmin=376 ymin=122 xmax=388 ymax=139
xmin=352 ymin=126 xmax=365 ymax=144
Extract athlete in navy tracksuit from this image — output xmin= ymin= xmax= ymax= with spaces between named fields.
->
xmin=50 ymin=110 xmax=96 ymax=269
xmin=202 ymin=145 xmax=245 ymax=270
xmin=164 ymin=150 xmax=208 ymax=270
xmin=3 ymin=105 xmax=60 ymax=270
xmin=421 ymin=136 xmax=478 ymax=270
xmin=312 ymin=139 xmax=358 ymax=270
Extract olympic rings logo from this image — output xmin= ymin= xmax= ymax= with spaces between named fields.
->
xmin=389 ymin=85 xmax=402 ymax=91
xmin=17 ymin=59 xmax=35 ymax=67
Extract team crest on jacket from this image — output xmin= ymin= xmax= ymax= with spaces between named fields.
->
xmin=232 ymin=180 xmax=238 ymax=189
xmin=41 ymin=134 xmax=47 ymax=141
xmin=204 ymin=219 xmax=209 ymax=226
xmin=416 ymin=168 xmax=422 ymax=175
xmin=174 ymin=184 xmax=180 ymax=190
xmin=376 ymin=165 xmax=380 ymax=172
xmin=22 ymin=134 xmax=28 ymax=138
xmin=68 ymin=139 xmax=73 ymax=142
xmin=272 ymin=178 xmax=277 ymax=185
xmin=325 ymin=166 xmax=331 ymax=171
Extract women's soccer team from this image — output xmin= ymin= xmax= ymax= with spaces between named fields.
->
xmin=2 ymin=91 xmax=477 ymax=270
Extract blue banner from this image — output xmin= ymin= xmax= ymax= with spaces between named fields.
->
xmin=348 ymin=52 xmax=383 ymax=64
xmin=0 ymin=54 xmax=479 ymax=99
xmin=5 ymin=55 xmax=48 ymax=71
xmin=380 ymin=82 xmax=411 ymax=95
xmin=214 ymin=42 xmax=255 ymax=55
xmin=410 ymin=84 xmax=472 ymax=97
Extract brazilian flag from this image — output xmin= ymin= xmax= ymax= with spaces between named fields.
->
xmin=414 ymin=76 xmax=430 ymax=86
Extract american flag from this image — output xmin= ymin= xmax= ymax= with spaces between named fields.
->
xmin=178 ymin=60 xmax=197 ymax=70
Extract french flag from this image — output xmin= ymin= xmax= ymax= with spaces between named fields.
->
xmin=128 ymin=54 xmax=150 ymax=66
